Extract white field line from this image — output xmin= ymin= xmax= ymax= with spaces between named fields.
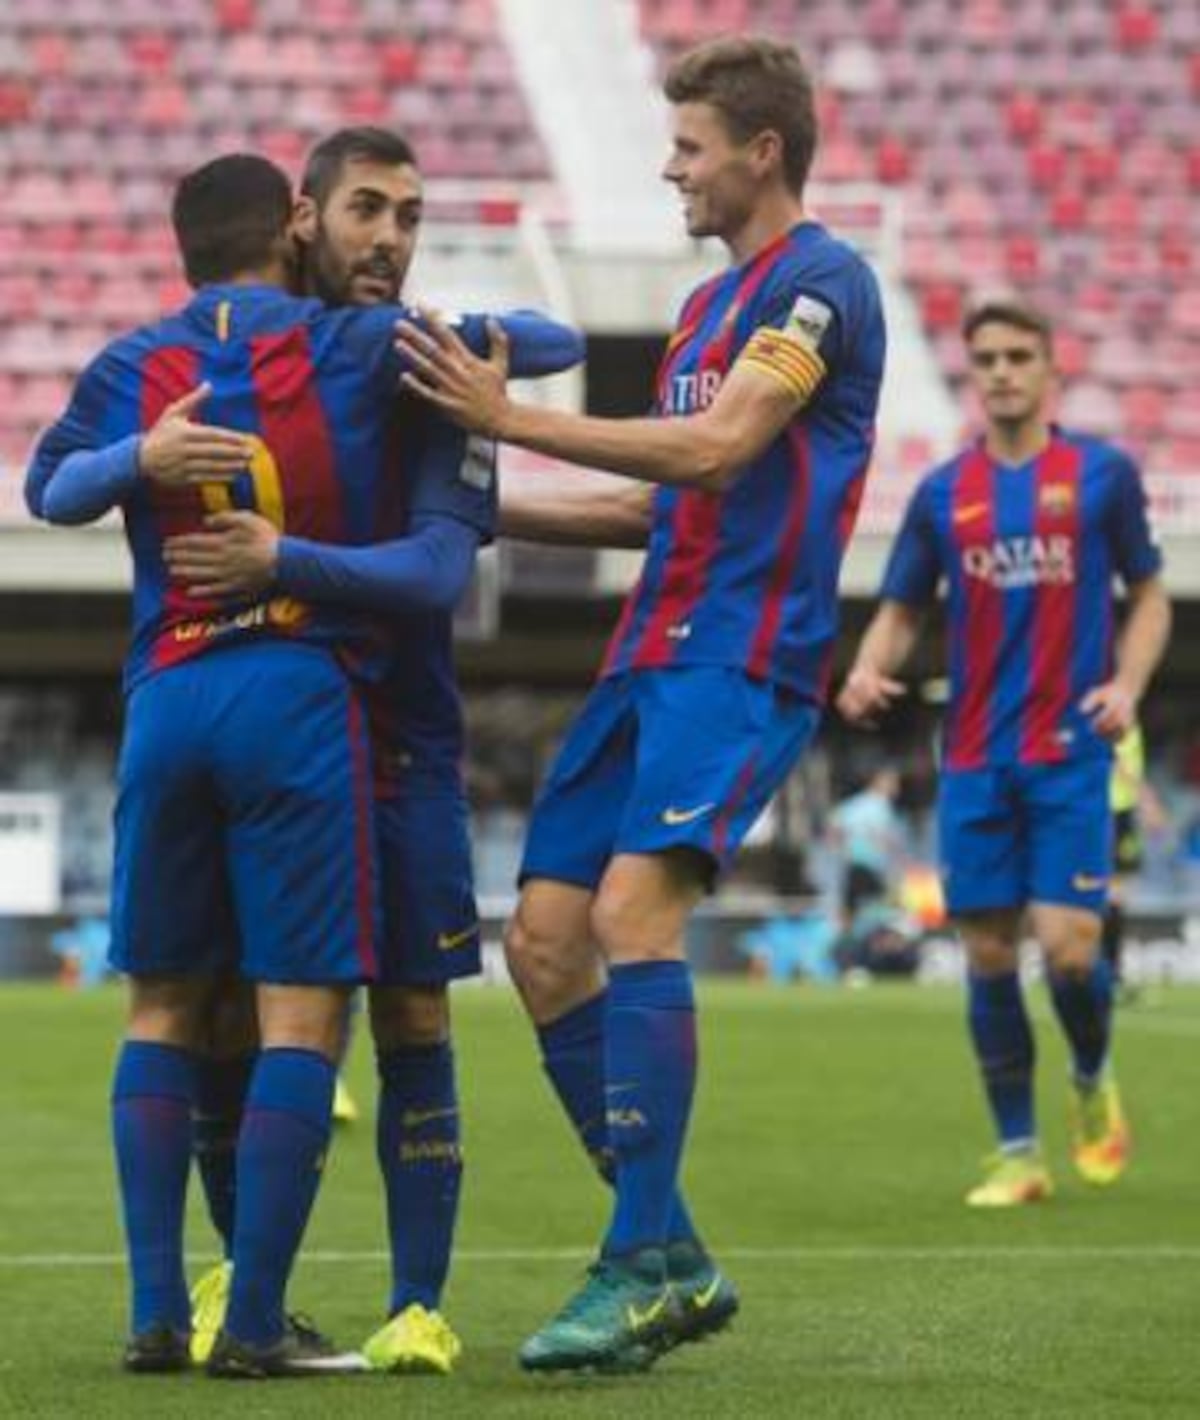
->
xmin=2 ymin=1244 xmax=1199 ymax=1269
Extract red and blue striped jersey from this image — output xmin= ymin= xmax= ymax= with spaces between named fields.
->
xmin=601 ymin=221 xmax=885 ymax=700
xmin=881 ymin=429 xmax=1163 ymax=769
xmin=29 ymin=285 xmax=495 ymax=691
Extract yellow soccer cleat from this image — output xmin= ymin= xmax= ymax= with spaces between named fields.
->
xmin=965 ymin=1149 xmax=1054 ymax=1208
xmin=189 ymin=1259 xmax=232 ymax=1364
xmin=361 ymin=1303 xmax=463 ymax=1375
xmin=1070 ymin=1078 xmax=1130 ymax=1186
xmin=332 ymin=1076 xmax=360 ymax=1126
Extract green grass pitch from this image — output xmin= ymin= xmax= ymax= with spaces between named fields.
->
xmin=2 ymin=979 xmax=1198 ymax=1418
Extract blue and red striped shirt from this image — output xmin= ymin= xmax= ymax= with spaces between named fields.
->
xmin=882 ymin=429 xmax=1162 ymax=768
xmin=28 ymin=285 xmax=579 ymax=692
xmin=602 ymin=221 xmax=885 ymax=700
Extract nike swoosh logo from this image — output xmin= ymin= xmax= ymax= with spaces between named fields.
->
xmin=626 ymin=1294 xmax=669 ymax=1332
xmin=437 ymin=923 xmax=479 ymax=951
xmin=953 ymin=502 xmax=989 ymax=524
xmin=661 ymin=803 xmax=717 ymax=826
xmin=690 ymin=1277 xmax=722 ymax=1310
xmin=1072 ymin=874 xmax=1107 ymax=891
xmin=401 ymin=1106 xmax=459 ymax=1127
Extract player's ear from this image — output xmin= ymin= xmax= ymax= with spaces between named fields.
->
xmin=748 ymin=128 xmax=783 ymax=180
xmin=292 ymin=194 xmax=318 ymax=244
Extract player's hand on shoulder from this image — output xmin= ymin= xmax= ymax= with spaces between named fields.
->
xmin=836 ymin=663 xmax=905 ymax=727
xmin=1080 ymin=681 xmax=1136 ymax=742
xmin=137 ymin=384 xmax=254 ymax=489
xmin=162 ymin=510 xmax=279 ymax=600
xmin=395 ymin=307 xmax=511 ymax=435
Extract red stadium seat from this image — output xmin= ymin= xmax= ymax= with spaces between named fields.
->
xmin=1004 ymin=92 xmax=1042 ymax=142
xmin=1120 ymin=385 xmax=1167 ymax=438
xmin=1026 ymin=143 xmax=1067 ymax=191
xmin=920 ymin=283 xmax=963 ymax=332
xmin=1114 ymin=5 xmax=1158 ymax=51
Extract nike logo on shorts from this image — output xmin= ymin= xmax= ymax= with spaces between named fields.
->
xmin=1072 ymin=874 xmax=1107 ymax=892
xmin=437 ymin=924 xmax=479 ymax=951
xmin=661 ymin=803 xmax=717 ymax=826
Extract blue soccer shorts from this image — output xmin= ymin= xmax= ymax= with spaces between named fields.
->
xmin=520 ymin=666 xmax=821 ymax=889
xmin=376 ymin=787 xmax=481 ymax=985
xmin=110 ymin=640 xmax=379 ymax=984
xmin=937 ymin=756 xmax=1113 ymax=917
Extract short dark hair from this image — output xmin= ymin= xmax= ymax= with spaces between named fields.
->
xmin=172 ymin=153 xmax=293 ymax=287
xmin=962 ymin=298 xmax=1054 ymax=352
xmin=301 ymin=127 xmax=420 ymax=207
xmin=664 ymin=36 xmax=818 ymax=194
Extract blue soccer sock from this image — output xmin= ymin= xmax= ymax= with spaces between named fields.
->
xmin=376 ymin=1041 xmax=463 ymax=1315
xmin=193 ymin=1053 xmax=254 ymax=1259
xmin=537 ymin=992 xmax=700 ymax=1247
xmin=601 ymin=960 xmax=697 ymax=1259
xmin=111 ymin=1040 xmax=199 ymax=1335
xmin=1047 ymin=958 xmax=1114 ymax=1088
xmin=967 ymin=972 xmax=1036 ymax=1150
xmin=225 ymin=1048 xmax=335 ymax=1347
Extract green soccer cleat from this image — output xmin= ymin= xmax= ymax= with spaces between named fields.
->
xmin=206 ymin=1314 xmax=369 ymax=1379
xmin=362 ymin=1303 xmax=463 ymax=1375
xmin=189 ymin=1259 xmax=232 ymax=1364
xmin=1070 ymin=1077 xmax=1131 ymax=1186
xmin=661 ymin=1239 xmax=740 ymax=1350
xmin=965 ymin=1148 xmax=1054 ymax=1208
xmin=122 ymin=1324 xmax=191 ymax=1374
xmin=518 ymin=1249 xmax=681 ymax=1374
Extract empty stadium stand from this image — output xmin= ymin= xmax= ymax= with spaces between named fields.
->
xmin=0 ymin=0 xmax=553 ymax=487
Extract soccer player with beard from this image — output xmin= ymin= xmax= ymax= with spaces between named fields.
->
xmin=838 ymin=299 xmax=1170 ymax=1207
xmin=28 ymin=144 xmax=583 ymax=1376
xmin=162 ymin=127 xmax=634 ymax=1376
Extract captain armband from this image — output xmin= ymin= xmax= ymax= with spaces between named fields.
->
xmin=735 ymin=327 xmax=827 ymax=404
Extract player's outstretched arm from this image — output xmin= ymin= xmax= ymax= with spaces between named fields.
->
xmin=1080 ymin=575 xmax=1172 ymax=740
xmin=366 ymin=305 xmax=582 ymax=384
xmin=395 ymin=312 xmax=811 ymax=494
xmin=164 ymin=510 xmax=480 ymax=613
xmin=499 ymin=465 xmax=653 ymax=548
xmin=472 ymin=309 xmax=584 ymax=378
xmin=837 ymin=601 xmax=923 ymax=727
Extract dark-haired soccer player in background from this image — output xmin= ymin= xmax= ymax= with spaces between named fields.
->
xmin=26 ymin=152 xmax=582 ymax=1377
xmin=838 ymin=299 xmax=1170 ymax=1207
xmin=396 ymin=35 xmax=885 ymax=1373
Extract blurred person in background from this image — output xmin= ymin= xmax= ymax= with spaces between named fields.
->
xmin=829 ymin=763 xmax=905 ymax=926
xmin=1103 ymin=722 xmax=1169 ymax=1002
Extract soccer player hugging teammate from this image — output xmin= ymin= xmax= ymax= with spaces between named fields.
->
xmin=25 ymin=150 xmax=582 ymax=1377
xmin=160 ymin=126 xmax=529 ymax=1379
xmin=839 ymin=299 xmax=1171 ymax=1207
xmin=396 ymin=36 xmax=885 ymax=1373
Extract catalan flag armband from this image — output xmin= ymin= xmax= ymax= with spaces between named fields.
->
xmin=736 ymin=326 xmax=827 ymax=404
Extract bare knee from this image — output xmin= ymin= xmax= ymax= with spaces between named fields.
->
xmin=1032 ymin=904 xmax=1102 ymax=978
xmin=957 ymin=911 xmax=1023 ymax=978
xmin=256 ymin=984 xmax=352 ymax=1061
xmin=589 ymin=852 xmax=704 ymax=965
xmin=504 ymin=886 xmax=602 ymax=1025
xmin=369 ymin=984 xmax=449 ymax=1053
xmin=127 ymin=975 xmax=214 ymax=1051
